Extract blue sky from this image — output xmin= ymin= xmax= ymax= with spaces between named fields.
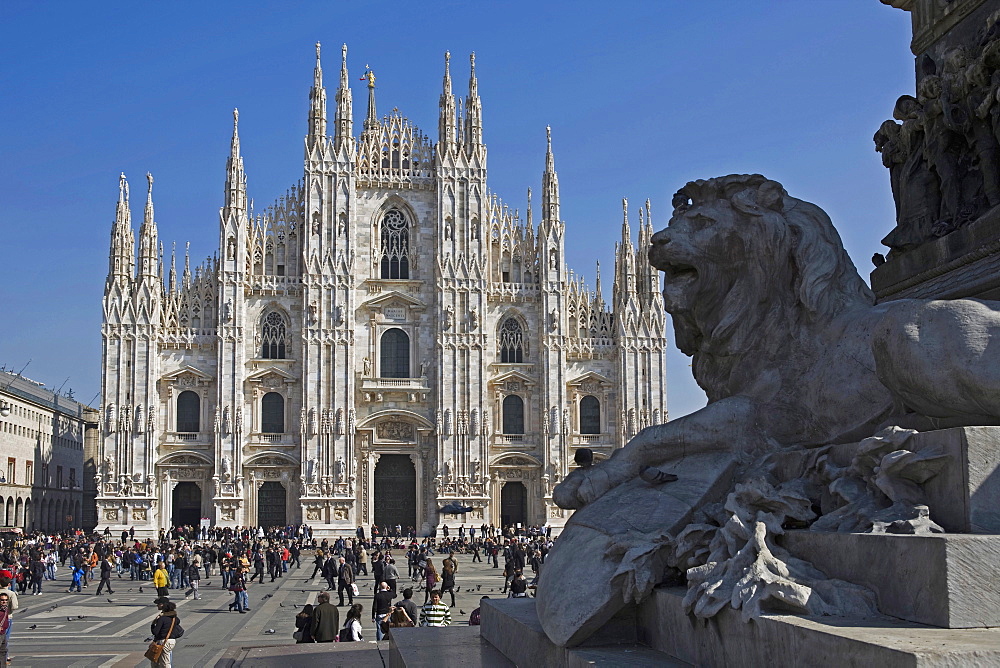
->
xmin=0 ymin=1 xmax=913 ymax=417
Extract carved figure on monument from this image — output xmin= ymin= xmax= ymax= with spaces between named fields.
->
xmin=335 ymin=457 xmax=346 ymax=483
xmin=102 ymin=454 xmax=115 ymax=477
xmin=105 ymin=403 xmax=116 ymax=433
xmin=222 ymin=406 xmax=231 ymax=434
xmin=348 ymin=408 xmax=356 ymax=432
xmin=363 ymin=357 xmax=372 ymax=376
xmin=469 ymin=307 xmax=479 ymax=330
xmin=221 ymin=455 xmax=232 ymax=482
xmin=444 ymin=459 xmax=454 ymax=482
xmin=235 ymin=406 xmax=243 ymax=432
xmin=223 ymin=299 xmax=232 ymax=322
xmin=444 ymin=305 xmax=454 ymax=329
xmin=471 ymin=459 xmax=482 ymax=483
xmin=420 ymin=358 xmax=428 ymax=377
xmin=119 ymin=475 xmax=133 ymax=497
xmin=542 ymin=174 xmax=1000 ymax=647
xmin=335 ymin=408 xmax=344 ymax=435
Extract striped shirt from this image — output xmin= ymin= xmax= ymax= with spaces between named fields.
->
xmin=420 ymin=602 xmax=452 ymax=627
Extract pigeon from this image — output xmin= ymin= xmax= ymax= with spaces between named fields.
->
xmin=28 ymin=624 xmax=37 ymax=630
xmin=48 ymin=604 xmax=58 ymax=610
xmin=264 ymin=629 xmax=276 ymax=634
xmin=262 ymin=594 xmax=271 ymax=599
xmin=107 ymin=598 xmax=115 ymax=603
xmin=139 ymin=587 xmax=144 ymax=593
xmin=78 ymin=615 xmax=87 ymax=619
xmin=460 ymin=610 xmax=466 ymax=615
xmin=144 ymin=636 xmax=154 ymax=642
xmin=477 ymin=585 xmax=481 ymax=591
xmin=67 ymin=617 xmax=74 ymax=621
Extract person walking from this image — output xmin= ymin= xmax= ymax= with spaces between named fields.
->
xmin=184 ymin=558 xmax=201 ymax=600
xmin=419 ymin=590 xmax=451 ymax=627
xmin=153 ymin=562 xmax=169 ymax=601
xmin=29 ymin=557 xmax=45 ymax=596
xmin=423 ymin=559 xmax=439 ymax=603
xmin=96 ymin=554 xmax=115 ymax=595
xmin=294 ymin=603 xmax=315 ymax=643
xmin=440 ymin=560 xmax=457 ymax=608
xmin=148 ymin=600 xmax=183 ymax=668
xmin=311 ymin=592 xmax=340 ymax=642
xmin=382 ymin=557 xmax=399 ymax=596
xmin=68 ymin=563 xmax=84 ymax=593
xmin=372 ymin=582 xmax=394 ymax=641
xmin=309 ymin=550 xmax=325 ymax=580
xmin=0 ymin=592 xmax=11 ymax=666
xmin=337 ymin=557 xmax=355 ymax=607
xmin=228 ymin=569 xmax=248 ymax=613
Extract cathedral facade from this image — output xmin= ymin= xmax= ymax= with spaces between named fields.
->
xmin=97 ymin=45 xmax=667 ymax=536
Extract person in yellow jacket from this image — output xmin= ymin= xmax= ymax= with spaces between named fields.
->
xmin=153 ymin=562 xmax=170 ymax=600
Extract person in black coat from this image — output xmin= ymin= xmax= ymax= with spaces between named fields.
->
xmin=295 ymin=603 xmax=316 ymax=643
xmin=95 ymin=555 xmax=114 ymax=595
xmin=337 ymin=557 xmax=355 ymax=606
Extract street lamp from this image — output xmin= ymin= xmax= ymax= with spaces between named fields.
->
xmin=0 ymin=399 xmax=10 ymax=417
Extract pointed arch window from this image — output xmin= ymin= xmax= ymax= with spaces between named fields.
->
xmin=176 ymin=391 xmax=200 ymax=433
xmin=380 ymin=209 xmax=410 ymax=279
xmin=580 ymin=395 xmax=600 ymax=434
xmin=380 ymin=328 xmax=410 ymax=378
xmin=498 ymin=318 xmax=524 ymax=363
xmin=502 ymin=395 xmax=525 ymax=435
xmin=261 ymin=311 xmax=287 ymax=359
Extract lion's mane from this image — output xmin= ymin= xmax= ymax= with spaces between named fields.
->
xmin=660 ymin=174 xmax=875 ymax=399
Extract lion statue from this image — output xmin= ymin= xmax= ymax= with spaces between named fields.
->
xmin=537 ymin=174 xmax=1000 ymax=647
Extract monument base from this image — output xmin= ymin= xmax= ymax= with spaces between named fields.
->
xmin=479 ymin=592 xmax=1000 ymax=668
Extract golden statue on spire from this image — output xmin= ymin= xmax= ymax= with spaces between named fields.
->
xmin=360 ymin=64 xmax=375 ymax=88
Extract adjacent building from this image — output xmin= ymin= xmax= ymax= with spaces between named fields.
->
xmin=0 ymin=370 xmax=98 ymax=532
xmin=98 ymin=45 xmax=668 ymax=536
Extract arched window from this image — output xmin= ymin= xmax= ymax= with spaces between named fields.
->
xmin=176 ymin=391 xmax=200 ymax=433
xmin=261 ymin=312 xmax=287 ymax=359
xmin=380 ymin=328 xmax=410 ymax=378
xmin=580 ymin=395 xmax=601 ymax=434
xmin=261 ymin=392 xmax=284 ymax=433
xmin=502 ymin=395 xmax=524 ymax=435
xmin=498 ymin=318 xmax=524 ymax=363
xmin=380 ymin=209 xmax=410 ymax=279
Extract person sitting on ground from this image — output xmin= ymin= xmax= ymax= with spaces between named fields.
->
xmin=340 ymin=603 xmax=364 ymax=642
xmin=469 ymin=596 xmax=489 ymax=625
xmin=419 ymin=590 xmax=451 ymax=627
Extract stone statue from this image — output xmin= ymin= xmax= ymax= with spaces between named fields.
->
xmin=469 ymin=307 xmax=479 ymax=330
xmin=363 ymin=357 xmax=372 ymax=376
xmin=541 ymin=174 xmax=1000 ymax=648
xmin=444 ymin=459 xmax=454 ymax=482
xmin=471 ymin=459 xmax=482 ymax=482
xmin=307 ymin=457 xmax=319 ymax=483
xmin=420 ymin=359 xmax=428 ymax=377
xmin=223 ymin=299 xmax=232 ymax=323
xmin=444 ymin=305 xmax=455 ymax=329
xmin=221 ymin=455 xmax=232 ymax=482
xmin=334 ymin=457 xmax=346 ymax=483
xmin=102 ymin=454 xmax=114 ymax=477
xmin=119 ymin=475 xmax=133 ymax=497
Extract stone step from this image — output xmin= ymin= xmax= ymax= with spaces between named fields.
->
xmin=639 ymin=587 xmax=1000 ymax=667
xmin=781 ymin=530 xmax=1000 ymax=628
xmin=480 ymin=599 xmax=689 ymax=667
xmin=385 ymin=625 xmax=515 ymax=667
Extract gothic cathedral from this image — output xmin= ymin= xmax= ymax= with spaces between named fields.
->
xmin=97 ymin=45 xmax=667 ymax=536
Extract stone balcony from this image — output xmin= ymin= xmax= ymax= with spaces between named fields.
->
xmin=360 ymin=376 xmax=431 ymax=402
xmin=247 ymin=432 xmax=296 ymax=447
xmin=164 ymin=432 xmax=211 ymax=447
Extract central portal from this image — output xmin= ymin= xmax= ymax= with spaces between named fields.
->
xmin=500 ymin=481 xmax=527 ymax=527
xmin=374 ymin=454 xmax=416 ymax=530
xmin=171 ymin=481 xmax=202 ymax=527
xmin=257 ymin=481 xmax=287 ymax=528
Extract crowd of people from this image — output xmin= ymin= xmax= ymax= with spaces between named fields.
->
xmin=0 ymin=523 xmax=556 ymax=665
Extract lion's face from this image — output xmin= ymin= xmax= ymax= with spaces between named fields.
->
xmin=649 ymin=197 xmax=745 ymax=328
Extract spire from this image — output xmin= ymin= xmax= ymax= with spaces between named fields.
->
xmin=137 ymin=172 xmax=159 ymax=281
xmin=183 ymin=241 xmax=191 ymax=289
xmin=169 ymin=241 xmax=177 ymax=292
xmin=224 ymin=109 xmax=247 ymax=214
xmin=362 ymin=65 xmax=378 ymax=133
xmin=621 ymin=197 xmax=632 ymax=247
xmin=108 ymin=172 xmax=134 ymax=286
xmin=308 ymin=41 xmax=327 ymax=138
xmin=595 ymin=261 xmax=604 ymax=306
xmin=464 ymin=52 xmax=483 ymax=150
xmin=526 ymin=187 xmax=533 ymax=229
xmin=438 ymin=51 xmax=456 ymax=150
xmin=541 ymin=126 xmax=560 ymax=223
xmin=334 ymin=43 xmax=354 ymax=151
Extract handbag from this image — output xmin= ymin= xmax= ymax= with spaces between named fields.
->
xmin=144 ymin=617 xmax=175 ymax=662
xmin=351 ymin=583 xmax=359 ymax=596
xmin=292 ymin=630 xmax=304 ymax=641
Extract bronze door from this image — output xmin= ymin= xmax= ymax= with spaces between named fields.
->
xmin=374 ymin=454 xmax=416 ymax=529
xmin=257 ymin=481 xmax=287 ymax=528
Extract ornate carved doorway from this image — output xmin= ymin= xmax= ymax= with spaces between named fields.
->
xmin=500 ymin=481 xmax=527 ymax=527
xmin=171 ymin=481 xmax=202 ymax=527
xmin=257 ymin=481 xmax=287 ymax=528
xmin=374 ymin=454 xmax=416 ymax=530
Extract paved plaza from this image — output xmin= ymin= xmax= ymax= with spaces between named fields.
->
xmin=8 ymin=548 xmax=514 ymax=667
